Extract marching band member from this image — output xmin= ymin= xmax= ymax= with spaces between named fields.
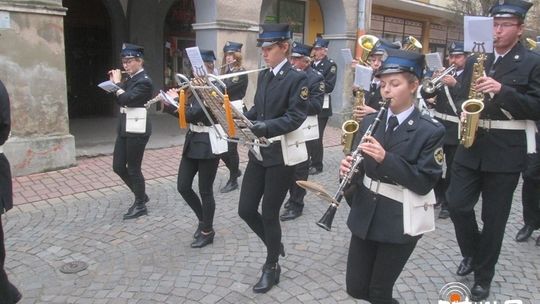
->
xmin=108 ymin=43 xmax=153 ymax=220
xmin=238 ymin=23 xmax=307 ymax=293
xmin=219 ymin=41 xmax=248 ymax=193
xmin=353 ymin=39 xmax=400 ymax=120
xmin=200 ymin=50 xmax=218 ymax=75
xmin=309 ymin=37 xmax=337 ymax=175
xmin=281 ymin=42 xmax=325 ymax=221
xmin=340 ymin=49 xmax=444 ymax=304
xmin=0 ymin=79 xmax=22 ymax=303
xmin=447 ymin=0 xmax=540 ymax=300
xmin=420 ymin=41 xmax=469 ymax=219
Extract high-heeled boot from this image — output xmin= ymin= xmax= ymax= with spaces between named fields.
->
xmin=253 ymin=263 xmax=280 ymax=293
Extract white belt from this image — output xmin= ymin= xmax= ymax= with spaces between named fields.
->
xmin=433 ymin=111 xmax=459 ymax=123
xmin=189 ymin=124 xmax=211 ymax=133
xmin=363 ymin=176 xmax=404 ymax=203
xmin=476 ymin=119 xmax=537 ymax=153
xmin=0 ymin=145 xmax=3 ymax=154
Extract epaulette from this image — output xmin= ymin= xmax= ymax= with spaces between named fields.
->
xmin=420 ymin=113 xmax=441 ymax=126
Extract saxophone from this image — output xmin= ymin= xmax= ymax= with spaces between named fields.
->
xmin=341 ymin=90 xmax=363 ymax=154
xmin=459 ymin=54 xmax=486 ymax=148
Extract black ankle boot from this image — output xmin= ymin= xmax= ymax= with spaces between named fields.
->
xmin=127 ymin=195 xmax=149 ymax=213
xmin=253 ymin=263 xmax=280 ymax=293
xmin=193 ymin=222 xmax=203 ymax=239
xmin=123 ymin=198 xmax=148 ymax=220
xmin=191 ymin=230 xmax=215 ymax=248
xmin=220 ymin=179 xmax=238 ymax=193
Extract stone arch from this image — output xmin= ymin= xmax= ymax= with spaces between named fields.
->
xmin=101 ymin=0 xmax=128 ymax=65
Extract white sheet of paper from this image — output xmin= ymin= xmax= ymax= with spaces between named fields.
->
xmin=464 ymin=16 xmax=493 ymax=53
xmin=185 ymin=46 xmax=208 ymax=77
xmin=425 ymin=53 xmax=443 ymax=71
xmin=341 ymin=48 xmax=354 ymax=64
xmin=97 ymin=80 xmax=121 ymax=93
xmin=159 ymin=90 xmax=178 ymax=108
xmin=354 ymin=65 xmax=373 ymax=91
xmin=0 ymin=11 xmax=10 ymax=29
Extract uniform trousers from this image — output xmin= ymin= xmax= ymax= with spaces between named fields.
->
xmin=346 ymin=235 xmax=417 ymax=304
xmin=0 ymin=216 xmax=14 ymax=300
xmin=220 ymin=142 xmax=240 ymax=179
xmin=112 ymin=135 xmax=149 ymax=201
xmin=287 ymin=159 xmax=308 ymax=210
xmin=238 ymin=160 xmax=294 ymax=264
xmin=434 ymin=144 xmax=457 ymax=206
xmin=447 ymin=162 xmax=520 ymax=285
xmin=177 ymin=156 xmax=219 ymax=232
xmin=309 ymin=117 xmax=328 ymax=171
xmin=522 ymin=153 xmax=540 ymax=229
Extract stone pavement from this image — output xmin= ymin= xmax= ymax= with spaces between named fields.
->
xmin=4 ymin=127 xmax=540 ymax=303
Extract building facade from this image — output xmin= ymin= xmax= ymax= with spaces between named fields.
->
xmin=1 ymin=0 xmax=465 ymax=175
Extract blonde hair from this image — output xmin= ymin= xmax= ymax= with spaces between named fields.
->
xmin=221 ymin=51 xmax=243 ymax=74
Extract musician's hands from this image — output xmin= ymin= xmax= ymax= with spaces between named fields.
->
xmin=475 ymin=76 xmax=502 ymax=95
xmin=426 ymin=97 xmax=437 ymax=105
xmin=353 ymin=105 xmax=377 ymax=121
xmin=351 ymin=59 xmax=359 ymax=69
xmin=166 ymin=89 xmax=179 ymax=99
xmin=108 ymin=69 xmax=122 ymax=84
xmin=340 ymin=155 xmax=353 ymax=177
xmin=250 ymin=121 xmax=267 ymax=137
xmin=359 ymin=135 xmax=386 ymax=163
xmin=442 ymin=75 xmax=457 ymax=87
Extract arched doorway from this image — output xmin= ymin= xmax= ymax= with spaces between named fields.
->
xmin=163 ymin=0 xmax=196 ymax=88
xmin=64 ymin=0 xmax=114 ymax=118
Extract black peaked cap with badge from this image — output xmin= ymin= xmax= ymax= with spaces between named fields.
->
xmin=489 ymin=0 xmax=533 ymax=19
xmin=372 ymin=39 xmax=400 ymax=56
xmin=448 ymin=41 xmax=466 ymax=55
xmin=223 ymin=41 xmax=243 ymax=53
xmin=200 ymin=49 xmax=216 ymax=62
xmin=292 ymin=42 xmax=313 ymax=57
xmin=121 ymin=43 xmax=144 ymax=58
xmin=313 ymin=37 xmax=330 ymax=48
xmin=257 ymin=24 xmax=292 ymax=47
xmin=376 ymin=48 xmax=425 ymax=80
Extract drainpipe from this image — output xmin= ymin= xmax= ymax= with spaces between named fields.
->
xmin=355 ymin=0 xmax=372 ymax=59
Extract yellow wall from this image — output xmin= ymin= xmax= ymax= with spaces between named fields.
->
xmin=307 ymin=0 xmax=324 ymax=44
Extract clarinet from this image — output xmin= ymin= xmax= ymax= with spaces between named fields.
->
xmin=317 ymin=98 xmax=391 ymax=231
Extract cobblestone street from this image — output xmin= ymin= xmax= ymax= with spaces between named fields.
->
xmin=4 ymin=128 xmax=540 ymax=303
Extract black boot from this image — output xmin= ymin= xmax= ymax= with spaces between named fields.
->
xmin=0 ymin=279 xmax=21 ymax=304
xmin=191 ymin=230 xmax=215 ymax=248
xmin=220 ymin=179 xmax=238 ymax=193
xmin=470 ymin=282 xmax=490 ymax=301
xmin=193 ymin=222 xmax=203 ymax=239
xmin=280 ymin=208 xmax=302 ymax=221
xmin=253 ymin=263 xmax=280 ymax=293
xmin=123 ymin=198 xmax=148 ymax=220
xmin=127 ymin=194 xmax=149 ymax=213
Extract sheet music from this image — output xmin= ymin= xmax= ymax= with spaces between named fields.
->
xmin=159 ymin=90 xmax=179 ymax=108
xmin=425 ymin=53 xmax=443 ymax=71
xmin=185 ymin=46 xmax=208 ymax=77
xmin=341 ymin=48 xmax=354 ymax=64
xmin=354 ymin=64 xmax=373 ymax=91
xmin=464 ymin=16 xmax=493 ymax=53
xmin=97 ymin=80 xmax=121 ymax=93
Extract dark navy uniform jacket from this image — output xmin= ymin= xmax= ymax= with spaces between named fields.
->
xmin=420 ymin=69 xmax=468 ymax=146
xmin=245 ymin=61 xmax=308 ymax=167
xmin=116 ymin=70 xmax=154 ymax=137
xmin=163 ymin=95 xmax=218 ymax=160
xmin=312 ymin=56 xmax=337 ymax=118
xmin=347 ymin=108 xmax=445 ymax=244
xmin=0 ymin=80 xmax=12 ymax=214
xmin=455 ymin=42 xmax=540 ymax=173
xmin=364 ymin=82 xmax=383 ymax=111
xmin=223 ymin=67 xmax=248 ymax=102
xmin=305 ymin=67 xmax=325 ymax=115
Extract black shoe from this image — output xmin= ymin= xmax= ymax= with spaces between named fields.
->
xmin=127 ymin=194 xmax=149 ymax=213
xmin=470 ymin=282 xmax=490 ymax=301
xmin=3 ymin=282 xmax=22 ymax=304
xmin=308 ymin=167 xmax=322 ymax=175
xmin=456 ymin=256 xmax=473 ymax=276
xmin=280 ymin=208 xmax=302 ymax=221
xmin=280 ymin=243 xmax=286 ymax=257
xmin=253 ymin=263 xmax=281 ymax=293
xmin=283 ymin=200 xmax=291 ymax=210
xmin=191 ymin=230 xmax=214 ymax=248
xmin=536 ymin=235 xmax=540 ymax=246
xmin=123 ymin=204 xmax=147 ymax=220
xmin=193 ymin=222 xmax=203 ymax=239
xmin=438 ymin=208 xmax=450 ymax=219
xmin=515 ymin=224 xmax=535 ymax=242
xmin=220 ymin=179 xmax=238 ymax=193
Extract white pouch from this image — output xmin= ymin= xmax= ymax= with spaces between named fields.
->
xmin=280 ymin=127 xmax=308 ymax=166
xmin=230 ymin=100 xmax=245 ymax=112
xmin=323 ymin=94 xmax=330 ymax=109
xmin=300 ymin=115 xmax=319 ymax=141
xmin=402 ymin=189 xmax=436 ymax=236
xmin=125 ymin=107 xmax=147 ymax=134
xmin=208 ymin=124 xmax=228 ymax=154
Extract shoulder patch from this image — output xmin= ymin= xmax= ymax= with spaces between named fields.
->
xmin=330 ymin=65 xmax=337 ymax=74
xmin=319 ymin=82 xmax=325 ymax=92
xmin=300 ymin=87 xmax=309 ymax=100
xmin=232 ymin=76 xmax=239 ymax=83
xmin=434 ymin=147 xmax=444 ymax=166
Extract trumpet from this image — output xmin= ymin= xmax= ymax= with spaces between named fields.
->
xmin=402 ymin=36 xmax=422 ymax=52
xmin=421 ymin=65 xmax=456 ymax=94
xmin=297 ymin=99 xmax=391 ymax=231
